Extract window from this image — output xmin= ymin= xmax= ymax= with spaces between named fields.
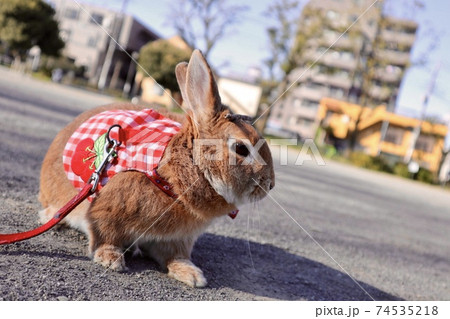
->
xmin=302 ymin=99 xmax=319 ymax=109
xmin=386 ymin=65 xmax=402 ymax=75
xmin=328 ymin=49 xmax=354 ymax=61
xmin=297 ymin=117 xmax=314 ymax=127
xmin=60 ymin=29 xmax=71 ymax=42
xmin=90 ymin=13 xmax=104 ymax=25
xmin=87 ymin=36 xmax=98 ymax=48
xmin=415 ymin=135 xmax=435 ymax=153
xmin=329 ymin=86 xmax=345 ymax=98
xmin=323 ymin=29 xmax=338 ymax=39
xmin=341 ymin=51 xmax=354 ymax=60
xmin=326 ymin=10 xmax=339 ymax=20
xmin=385 ymin=42 xmax=398 ymax=50
xmin=404 ymin=26 xmax=417 ymax=35
xmin=64 ymin=8 xmax=79 ymax=20
xmin=304 ymin=82 xmax=324 ymax=91
xmin=386 ymin=24 xmax=416 ymax=35
xmin=330 ymin=51 xmax=341 ymax=59
xmin=317 ymin=47 xmax=327 ymax=54
xmin=336 ymin=69 xmax=350 ymax=78
xmin=384 ymin=126 xmax=404 ymax=145
xmin=384 ymin=41 xmax=410 ymax=53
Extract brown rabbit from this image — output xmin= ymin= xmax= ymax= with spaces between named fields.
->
xmin=38 ymin=50 xmax=275 ymax=287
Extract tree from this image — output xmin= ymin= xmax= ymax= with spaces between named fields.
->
xmin=166 ymin=0 xmax=248 ymax=60
xmin=0 ymin=0 xmax=64 ymax=61
xmin=263 ymin=0 xmax=300 ymax=82
xmin=138 ymin=39 xmax=192 ymax=108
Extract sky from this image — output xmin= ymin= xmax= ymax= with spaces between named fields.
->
xmin=80 ymin=0 xmax=450 ymax=123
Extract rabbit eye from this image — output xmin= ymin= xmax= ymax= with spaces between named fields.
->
xmin=233 ymin=142 xmax=250 ymax=157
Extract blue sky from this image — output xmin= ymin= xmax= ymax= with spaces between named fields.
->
xmin=82 ymin=0 xmax=450 ymax=122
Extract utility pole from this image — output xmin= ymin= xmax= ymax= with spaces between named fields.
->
xmin=123 ymin=51 xmax=139 ymax=98
xmin=121 ymin=0 xmax=130 ymax=13
xmin=404 ymin=63 xmax=441 ymax=163
xmin=97 ymin=0 xmax=129 ymax=90
xmin=98 ymin=14 xmax=120 ymax=90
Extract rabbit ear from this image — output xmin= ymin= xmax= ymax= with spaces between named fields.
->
xmin=175 ymin=61 xmax=189 ymax=108
xmin=181 ymin=50 xmax=223 ymax=125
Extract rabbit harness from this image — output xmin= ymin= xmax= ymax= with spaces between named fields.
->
xmin=63 ymin=109 xmax=181 ymax=199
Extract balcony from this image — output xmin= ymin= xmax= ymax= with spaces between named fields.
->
xmin=373 ymin=66 xmax=403 ymax=83
xmin=375 ymin=49 xmax=411 ymax=66
xmin=368 ymin=85 xmax=391 ymax=100
xmin=297 ymin=85 xmax=327 ymax=101
xmin=321 ymin=31 xmax=361 ymax=50
xmin=320 ymin=52 xmax=358 ymax=71
xmin=314 ymin=73 xmax=353 ymax=90
xmin=381 ymin=29 xmax=416 ymax=47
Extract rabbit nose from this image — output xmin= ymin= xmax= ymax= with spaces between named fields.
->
xmin=269 ymin=180 xmax=275 ymax=190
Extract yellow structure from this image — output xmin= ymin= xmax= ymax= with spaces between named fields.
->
xmin=317 ymin=98 xmax=448 ymax=173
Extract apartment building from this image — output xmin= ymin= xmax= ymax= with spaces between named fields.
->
xmin=49 ymin=0 xmax=159 ymax=89
xmin=317 ymin=98 xmax=447 ymax=173
xmin=267 ymin=0 xmax=417 ymax=139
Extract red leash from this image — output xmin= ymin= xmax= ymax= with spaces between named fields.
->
xmin=0 ymin=126 xmax=121 ymax=245
xmin=0 ymin=183 xmax=93 ymax=245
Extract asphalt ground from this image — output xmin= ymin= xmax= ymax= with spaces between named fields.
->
xmin=0 ymin=67 xmax=449 ymax=300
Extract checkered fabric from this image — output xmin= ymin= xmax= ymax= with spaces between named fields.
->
xmin=63 ymin=109 xmax=181 ymax=194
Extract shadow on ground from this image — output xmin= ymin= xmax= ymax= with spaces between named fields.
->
xmin=0 ymin=229 xmax=401 ymax=301
xmin=191 ymin=233 xmax=401 ymax=301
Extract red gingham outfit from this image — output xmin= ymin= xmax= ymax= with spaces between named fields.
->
xmin=63 ymin=109 xmax=181 ymax=195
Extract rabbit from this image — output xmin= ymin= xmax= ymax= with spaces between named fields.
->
xmin=38 ymin=50 xmax=275 ymax=287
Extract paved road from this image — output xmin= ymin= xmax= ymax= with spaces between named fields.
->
xmin=0 ymin=67 xmax=449 ymax=300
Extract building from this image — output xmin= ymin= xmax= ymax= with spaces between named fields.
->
xmin=267 ymin=0 xmax=417 ymax=139
xmin=317 ymin=98 xmax=448 ymax=173
xmin=217 ymin=77 xmax=262 ymax=117
xmin=49 ymin=0 xmax=159 ymax=90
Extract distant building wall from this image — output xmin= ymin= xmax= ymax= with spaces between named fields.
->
xmin=217 ymin=78 xmax=262 ymax=117
xmin=49 ymin=0 xmax=159 ymax=89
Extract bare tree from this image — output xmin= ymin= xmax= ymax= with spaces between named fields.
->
xmin=166 ymin=0 xmax=248 ymax=59
xmin=263 ymin=0 xmax=300 ymax=82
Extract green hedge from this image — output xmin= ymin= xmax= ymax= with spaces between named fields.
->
xmin=348 ymin=152 xmax=392 ymax=173
xmin=416 ymin=168 xmax=434 ymax=184
xmin=393 ymin=163 xmax=410 ymax=178
xmin=346 ymin=152 xmax=436 ymax=184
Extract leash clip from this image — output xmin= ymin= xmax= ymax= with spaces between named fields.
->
xmin=88 ymin=125 xmax=122 ymax=192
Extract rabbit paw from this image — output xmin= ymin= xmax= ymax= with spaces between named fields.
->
xmin=38 ymin=206 xmax=56 ymax=224
xmin=167 ymin=259 xmax=207 ymax=288
xmin=93 ymin=244 xmax=128 ymax=272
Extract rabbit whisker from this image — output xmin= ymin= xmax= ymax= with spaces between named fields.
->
xmin=246 ymin=206 xmax=256 ymax=272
